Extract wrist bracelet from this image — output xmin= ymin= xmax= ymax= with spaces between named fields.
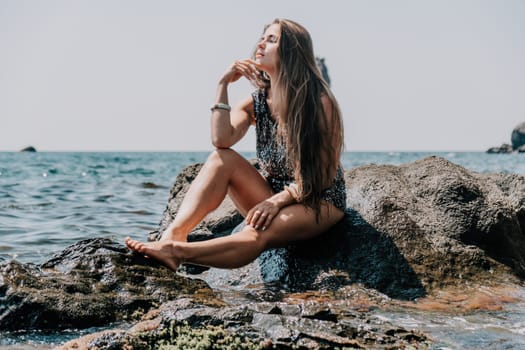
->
xmin=210 ymin=103 xmax=231 ymax=112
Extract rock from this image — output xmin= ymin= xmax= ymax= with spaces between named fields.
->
xmin=0 ymin=238 xmax=216 ymax=331
xmin=161 ymin=156 xmax=525 ymax=300
xmin=511 ymin=122 xmax=525 ymax=150
xmin=316 ymin=57 xmax=331 ymax=86
xmin=342 ymin=157 xmax=525 ymax=287
xmin=487 ymin=121 xmax=525 ymax=153
xmin=58 ymin=298 xmax=431 ymax=350
xmin=487 ymin=143 xmax=513 ymax=153
xmin=19 ymin=146 xmax=37 ymax=152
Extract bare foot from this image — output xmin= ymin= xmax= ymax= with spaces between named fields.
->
xmin=125 ymin=237 xmax=182 ymax=272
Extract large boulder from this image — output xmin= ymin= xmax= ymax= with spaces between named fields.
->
xmin=511 ymin=122 xmax=525 ymax=150
xmin=158 ymin=156 xmax=525 ymax=300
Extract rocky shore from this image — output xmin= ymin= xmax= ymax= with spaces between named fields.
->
xmin=487 ymin=121 xmax=525 ymax=153
xmin=1 ymin=156 xmax=524 ymax=349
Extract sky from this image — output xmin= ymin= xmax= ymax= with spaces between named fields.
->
xmin=1 ymin=0 xmax=524 ymax=152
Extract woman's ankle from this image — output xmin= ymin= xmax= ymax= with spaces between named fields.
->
xmin=160 ymin=227 xmax=187 ymax=242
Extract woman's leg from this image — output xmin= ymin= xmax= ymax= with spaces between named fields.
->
xmin=161 ymin=148 xmax=273 ymax=241
xmin=125 ymin=201 xmax=344 ymax=270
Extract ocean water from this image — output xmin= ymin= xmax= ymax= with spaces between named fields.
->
xmin=0 ymin=151 xmax=524 ymax=349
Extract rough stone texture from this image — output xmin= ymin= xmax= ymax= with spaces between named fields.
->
xmin=57 ymin=298 xmax=431 ymax=350
xmin=0 ymin=238 xmax=215 ymax=331
xmin=343 ymin=157 xmax=525 ymax=285
xmin=511 ymin=121 xmax=525 ymax=150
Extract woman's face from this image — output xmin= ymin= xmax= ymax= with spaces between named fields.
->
xmin=255 ymin=23 xmax=280 ymax=75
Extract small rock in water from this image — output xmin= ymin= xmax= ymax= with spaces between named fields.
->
xmin=19 ymin=146 xmax=37 ymax=152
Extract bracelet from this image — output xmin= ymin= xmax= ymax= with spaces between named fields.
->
xmin=210 ymin=103 xmax=231 ymax=112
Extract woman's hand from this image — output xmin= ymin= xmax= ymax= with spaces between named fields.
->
xmin=245 ymin=198 xmax=280 ymax=231
xmin=219 ymin=59 xmax=263 ymax=87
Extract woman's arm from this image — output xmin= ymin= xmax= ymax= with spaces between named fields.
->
xmin=211 ymin=59 xmax=260 ymax=149
xmin=211 ymin=90 xmax=254 ymax=148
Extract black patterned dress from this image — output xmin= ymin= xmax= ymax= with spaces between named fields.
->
xmin=252 ymin=90 xmax=347 ymax=211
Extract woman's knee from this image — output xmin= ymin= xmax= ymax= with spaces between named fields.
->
xmin=240 ymin=225 xmax=269 ymax=251
xmin=206 ymin=148 xmax=242 ymax=168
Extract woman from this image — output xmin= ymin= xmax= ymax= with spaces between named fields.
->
xmin=125 ymin=18 xmax=346 ymax=271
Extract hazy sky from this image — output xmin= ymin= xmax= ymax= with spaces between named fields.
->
xmin=2 ymin=0 xmax=524 ymax=151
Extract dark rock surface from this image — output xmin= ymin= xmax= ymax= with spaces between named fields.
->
xmin=0 ymin=238 xmax=214 ymax=331
xmin=511 ymin=122 xmax=525 ymax=150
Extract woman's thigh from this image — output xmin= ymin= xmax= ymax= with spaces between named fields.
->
xmin=258 ymin=202 xmax=344 ymax=249
xmin=213 ymin=149 xmax=273 ymax=216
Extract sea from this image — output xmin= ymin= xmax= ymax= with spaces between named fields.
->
xmin=1 ymin=151 xmax=524 ymax=349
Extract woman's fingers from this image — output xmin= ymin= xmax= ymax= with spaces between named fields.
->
xmin=248 ymin=209 xmax=264 ymax=229
xmin=235 ymin=60 xmax=260 ymax=78
xmin=246 ymin=202 xmax=278 ymax=231
xmin=262 ymin=214 xmax=274 ymax=230
xmin=221 ymin=59 xmax=263 ymax=86
xmin=222 ymin=59 xmax=262 ymax=86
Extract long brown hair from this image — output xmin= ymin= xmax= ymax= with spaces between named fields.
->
xmin=270 ymin=19 xmax=344 ymax=218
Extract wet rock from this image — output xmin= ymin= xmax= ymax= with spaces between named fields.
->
xmin=59 ymin=298 xmax=431 ymax=350
xmin=0 ymin=238 xmax=214 ymax=331
xmin=487 ymin=143 xmax=513 ymax=153
xmin=160 ymin=156 xmax=525 ymax=300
